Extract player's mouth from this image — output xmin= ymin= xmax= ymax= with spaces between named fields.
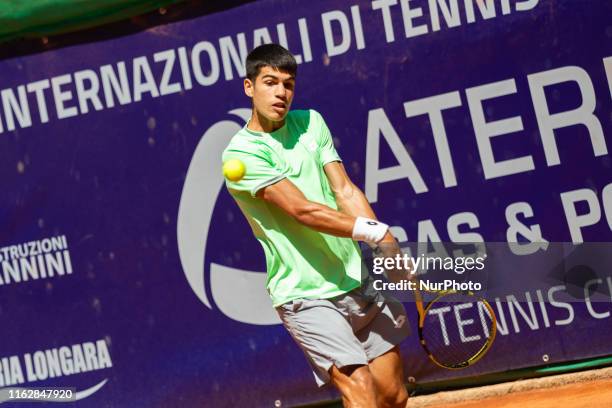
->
xmin=272 ymin=103 xmax=286 ymax=112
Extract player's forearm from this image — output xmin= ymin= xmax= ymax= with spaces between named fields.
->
xmin=333 ymin=186 xmax=411 ymax=278
xmin=334 ymin=182 xmax=396 ymax=244
xmin=333 ymin=182 xmax=376 ymax=219
xmin=293 ymin=201 xmax=355 ymax=237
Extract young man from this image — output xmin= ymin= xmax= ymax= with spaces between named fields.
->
xmin=222 ymin=44 xmax=410 ymax=408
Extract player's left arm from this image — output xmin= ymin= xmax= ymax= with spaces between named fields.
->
xmin=323 ymin=161 xmax=395 ymax=244
xmin=313 ymin=108 xmax=394 ymax=245
xmin=324 ymin=161 xmax=413 ymax=280
xmin=314 ymin=109 xmax=408 ymax=274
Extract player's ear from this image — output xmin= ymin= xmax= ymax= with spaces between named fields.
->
xmin=244 ymin=78 xmax=254 ymax=98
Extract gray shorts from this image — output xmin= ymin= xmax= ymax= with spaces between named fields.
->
xmin=276 ymin=277 xmax=411 ymax=387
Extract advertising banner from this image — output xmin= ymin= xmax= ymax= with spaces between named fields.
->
xmin=0 ymin=0 xmax=610 ymax=406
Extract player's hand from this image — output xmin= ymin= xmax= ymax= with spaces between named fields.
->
xmin=374 ymin=233 xmax=415 ymax=284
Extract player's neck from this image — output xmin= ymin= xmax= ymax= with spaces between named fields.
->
xmin=247 ymin=110 xmax=285 ymax=133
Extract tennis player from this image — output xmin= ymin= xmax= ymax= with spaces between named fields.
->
xmin=222 ymin=44 xmax=410 ymax=408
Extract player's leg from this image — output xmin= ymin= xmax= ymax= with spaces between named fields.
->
xmin=276 ymin=297 xmax=377 ymax=406
xmin=344 ymin=276 xmax=411 ymax=407
xmin=368 ymin=346 xmax=409 ymax=408
xmin=329 ymin=364 xmax=378 ymax=408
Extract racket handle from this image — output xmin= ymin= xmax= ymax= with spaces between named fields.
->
xmin=414 ymin=288 xmax=425 ymax=324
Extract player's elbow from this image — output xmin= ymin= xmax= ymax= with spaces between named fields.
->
xmin=332 ymin=182 xmax=357 ymax=202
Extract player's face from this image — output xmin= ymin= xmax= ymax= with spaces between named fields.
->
xmin=245 ymin=66 xmax=295 ymax=122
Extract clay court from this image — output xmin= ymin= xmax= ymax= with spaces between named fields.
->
xmin=409 ymin=367 xmax=612 ymax=408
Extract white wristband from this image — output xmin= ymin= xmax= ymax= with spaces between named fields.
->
xmin=352 ymin=217 xmax=389 ymax=244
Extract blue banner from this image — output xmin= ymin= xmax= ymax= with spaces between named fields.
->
xmin=0 ymin=0 xmax=611 ymax=406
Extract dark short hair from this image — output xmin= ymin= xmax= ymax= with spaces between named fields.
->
xmin=246 ymin=44 xmax=297 ymax=81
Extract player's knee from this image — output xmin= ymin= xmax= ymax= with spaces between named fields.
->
xmin=348 ymin=367 xmax=376 ymax=396
xmin=378 ymin=382 xmax=408 ymax=408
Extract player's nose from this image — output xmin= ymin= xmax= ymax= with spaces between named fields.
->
xmin=275 ymin=83 xmax=288 ymax=98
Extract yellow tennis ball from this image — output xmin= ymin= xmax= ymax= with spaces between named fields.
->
xmin=223 ymin=159 xmax=246 ymax=182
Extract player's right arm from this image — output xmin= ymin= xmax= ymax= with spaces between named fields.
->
xmin=224 ymin=135 xmax=387 ymax=246
xmin=258 ymin=178 xmax=389 ymax=247
xmin=223 ymin=147 xmax=361 ymax=239
xmin=259 ymin=179 xmax=411 ymax=281
xmin=257 ymin=178 xmax=356 ymax=238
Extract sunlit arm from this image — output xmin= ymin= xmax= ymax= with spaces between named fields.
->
xmin=323 ymin=161 xmax=395 ymax=244
xmin=323 ymin=161 xmax=414 ymax=281
xmin=257 ymin=178 xmax=356 ymax=237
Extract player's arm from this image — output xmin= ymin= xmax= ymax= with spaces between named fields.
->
xmin=323 ymin=161 xmax=413 ymax=280
xmin=257 ymin=179 xmax=387 ymax=245
xmin=322 ymin=161 xmax=395 ymax=244
xmin=257 ymin=179 xmax=355 ymax=237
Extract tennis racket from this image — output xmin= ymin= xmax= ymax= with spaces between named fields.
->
xmin=413 ymin=278 xmax=497 ymax=369
xmin=366 ymin=242 xmax=497 ymax=369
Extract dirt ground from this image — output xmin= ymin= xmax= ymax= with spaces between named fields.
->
xmin=422 ymin=378 xmax=612 ymax=408
xmin=409 ymin=366 xmax=612 ymax=408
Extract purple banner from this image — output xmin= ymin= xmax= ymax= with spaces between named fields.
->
xmin=0 ymin=0 xmax=611 ymax=406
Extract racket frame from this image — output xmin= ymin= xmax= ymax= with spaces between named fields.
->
xmin=414 ymin=287 xmax=497 ymax=370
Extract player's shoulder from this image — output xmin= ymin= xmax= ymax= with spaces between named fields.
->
xmin=222 ymin=126 xmax=268 ymax=161
xmin=288 ymin=108 xmax=325 ymax=129
xmin=289 ymin=108 xmax=324 ymax=121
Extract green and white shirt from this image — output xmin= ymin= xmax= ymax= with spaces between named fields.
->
xmin=222 ymin=109 xmax=363 ymax=306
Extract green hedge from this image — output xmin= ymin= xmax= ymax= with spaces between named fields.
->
xmin=0 ymin=0 xmax=184 ymax=42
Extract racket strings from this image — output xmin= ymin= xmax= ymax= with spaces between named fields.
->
xmin=420 ymin=292 xmax=495 ymax=368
